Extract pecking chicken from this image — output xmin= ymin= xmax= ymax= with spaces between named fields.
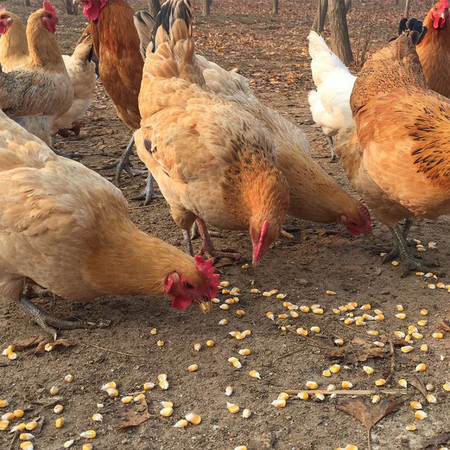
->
xmin=307 ymin=30 xmax=356 ymax=161
xmin=135 ymin=0 xmax=290 ymax=266
xmin=334 ymin=27 xmax=450 ymax=276
xmin=53 ymin=25 xmax=97 ymax=138
xmin=416 ymin=0 xmax=450 ymax=97
xmin=77 ymin=0 xmax=157 ymax=203
xmin=0 ymin=2 xmax=73 ymax=150
xmin=0 ymin=108 xmax=219 ymax=338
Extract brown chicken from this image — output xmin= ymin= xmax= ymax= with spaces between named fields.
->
xmin=77 ymin=0 xmax=157 ymax=202
xmin=416 ymin=0 xmax=450 ymax=97
xmin=134 ymin=3 xmax=371 ymax=242
xmin=0 ymin=7 xmax=29 ymax=71
xmin=335 ymin=28 xmax=450 ymax=275
xmin=136 ymin=0 xmax=289 ymax=266
xmin=0 ymin=108 xmax=219 ymax=338
xmin=0 ymin=2 xmax=73 ymax=148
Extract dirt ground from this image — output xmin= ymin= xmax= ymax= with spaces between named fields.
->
xmin=1 ymin=1 xmax=449 ymax=449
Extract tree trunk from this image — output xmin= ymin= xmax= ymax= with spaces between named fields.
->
xmin=344 ymin=0 xmax=352 ymax=13
xmin=202 ymin=0 xmax=211 ymax=16
xmin=65 ymin=0 xmax=76 ymax=14
xmin=313 ymin=0 xmax=328 ymax=33
xmin=148 ymin=0 xmax=161 ymax=19
xmin=329 ymin=0 xmax=353 ymax=65
xmin=24 ymin=0 xmax=31 ymax=5
xmin=403 ymin=0 xmax=411 ymax=18
xmin=273 ymin=0 xmax=279 ymax=15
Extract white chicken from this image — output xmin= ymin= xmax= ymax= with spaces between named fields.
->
xmin=307 ymin=30 xmax=355 ymax=160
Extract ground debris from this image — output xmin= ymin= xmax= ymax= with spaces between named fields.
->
xmin=12 ymin=336 xmax=76 ymax=355
xmin=330 ymin=336 xmax=389 ymax=363
xmin=113 ymin=396 xmax=151 ymax=430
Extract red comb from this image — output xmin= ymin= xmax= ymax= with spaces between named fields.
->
xmin=194 ymin=255 xmax=220 ymax=296
xmin=43 ymin=1 xmax=56 ymax=15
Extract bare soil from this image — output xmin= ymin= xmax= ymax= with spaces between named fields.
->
xmin=0 ymin=1 xmax=449 ymax=450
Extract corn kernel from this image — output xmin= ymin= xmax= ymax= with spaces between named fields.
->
xmin=410 ymin=401 xmax=422 ymax=410
xmin=314 ymin=393 xmax=325 ymax=401
xmin=401 ymin=346 xmax=414 ymax=353
xmin=20 ymin=443 xmax=33 ymax=450
xmin=414 ymin=410 xmax=427 ymax=420
xmin=2 ymin=412 xmax=14 ymax=421
xmin=265 ymin=312 xmax=274 ymax=321
xmin=173 ymin=419 xmax=188 ymax=428
xmin=297 ymin=392 xmax=309 ymax=400
xmin=412 ymin=333 xmax=423 ymax=340
xmin=234 ymin=446 xmax=247 ymax=450
xmin=92 ymin=413 xmax=103 ymax=422
xmin=313 ymin=308 xmax=324 ymax=315
xmin=418 ymin=320 xmax=428 ymax=327
xmin=262 ymin=292 xmax=272 ymax=297
xmin=271 ymin=398 xmax=286 ymax=408
xmin=63 ymin=440 xmax=74 ymax=448
xmin=277 ymin=293 xmax=287 ymax=299
xmin=375 ymin=314 xmax=385 ymax=321
xmin=300 ymin=305 xmax=310 ymax=313
xmin=269 ymin=289 xmax=279 ymax=295
xmin=297 ymin=328 xmax=308 ymax=336
xmin=443 ymin=382 xmax=450 ymax=391
xmin=206 ymin=340 xmax=215 ymax=347
xmin=220 ymin=281 xmax=230 ymax=287
xmin=371 ymin=395 xmax=381 ymax=404
xmin=121 ymin=396 xmax=133 ymax=404
xmin=0 ymin=400 xmax=8 ymax=408
xmin=25 ymin=422 xmax=37 ymax=431
xmin=219 ymin=304 xmax=229 ymax=310
xmin=326 ymin=290 xmax=336 ymax=295
xmin=160 ymin=407 xmax=173 ymax=417
xmin=424 ymin=272 xmax=433 ymax=277
xmin=242 ymin=408 xmax=251 ymax=419
xmin=82 ymin=445 xmax=92 ymax=450
xmin=306 ymin=381 xmax=318 ymax=389
xmin=394 ymin=331 xmax=406 ymax=339
xmin=49 ymin=386 xmax=60 ymax=396
xmin=53 ymin=404 xmax=64 ymax=414
xmin=143 ymin=382 xmax=155 ymax=391
xmin=225 ymin=298 xmax=235 ymax=305
xmin=55 ymin=417 xmax=65 ymax=428
xmin=185 ymin=412 xmax=201 ymax=425
xmin=406 ymin=425 xmax=417 ymax=431
xmin=11 ymin=423 xmax=26 ymax=432
xmin=188 ymin=364 xmax=198 ymax=372
xmin=159 ymin=380 xmax=169 ymax=390
xmin=395 ymin=313 xmax=406 ymax=320
xmin=330 ymin=364 xmax=341 ymax=374
xmin=290 ymin=311 xmax=299 ymax=318
xmin=44 ymin=343 xmax=54 ymax=352
xmin=106 ymin=388 xmax=119 ymax=397
xmin=225 ymin=386 xmax=233 ymax=396
xmin=432 ymin=332 xmax=443 ymax=339
xmin=158 ymin=374 xmax=167 ymax=382
xmin=380 ymin=252 xmax=387 ymax=257
xmin=333 ymin=308 xmax=341 ymax=315
xmin=211 ymin=298 xmax=220 ymax=304
xmin=249 ymin=370 xmax=261 ymax=379
xmin=426 ymin=394 xmax=437 ymax=404
xmin=0 ymin=421 xmax=9 ymax=430
xmin=242 ymin=330 xmax=251 ymax=337
xmin=344 ymin=318 xmax=354 ymax=325
xmin=161 ymin=401 xmax=173 ymax=408
xmin=322 ymin=370 xmax=332 ymax=377
xmin=436 ymin=282 xmax=445 ymax=289
xmin=101 ymin=381 xmax=116 ymax=391
xmin=239 ymin=349 xmax=251 ymax=356
xmin=427 ymin=283 xmax=436 ymax=290
xmin=334 ymin=338 xmax=344 ymax=346
xmin=277 ymin=392 xmax=289 ymax=401
xmin=360 ymin=304 xmax=371 ymax=311
xmin=415 ymin=363 xmax=426 ymax=372
xmin=80 ymin=430 xmax=96 ymax=439
xmin=375 ymin=379 xmax=386 ymax=386
xmin=310 ymin=326 xmax=321 ymax=333
xmin=398 ymin=379 xmax=408 ymax=388
xmin=278 ymin=313 xmax=288 ymax=319
xmin=64 ymin=374 xmax=74 ymax=383
xmin=391 ymin=261 xmax=399 ymax=266
xmin=228 ymin=357 xmax=242 ymax=369
xmin=133 ymin=394 xmax=145 ymax=402
xmin=227 ymin=402 xmax=240 ymax=413
xmin=342 ymin=381 xmax=353 ymax=389
xmin=363 ymin=366 xmax=374 ymax=375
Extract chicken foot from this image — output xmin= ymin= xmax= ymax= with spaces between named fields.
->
xmin=131 ymin=171 xmax=163 ymax=205
xmin=100 ymin=136 xmax=146 ymax=183
xmin=382 ymin=223 xmax=439 ymax=277
xmin=18 ymin=296 xmax=110 ymax=340
xmin=194 ymin=218 xmax=241 ymax=261
xmin=327 ymin=136 xmax=337 ymax=161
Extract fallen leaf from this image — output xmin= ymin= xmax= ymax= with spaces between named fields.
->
xmin=12 ymin=336 xmax=76 ymax=355
xmin=337 ymin=398 xmax=403 ymax=432
xmin=409 ymin=376 xmax=428 ymax=399
xmin=330 ymin=336 xmax=388 ymax=363
xmin=424 ymin=432 xmax=450 ymax=449
xmin=113 ymin=396 xmax=151 ymax=430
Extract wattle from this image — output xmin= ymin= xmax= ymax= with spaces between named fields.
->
xmin=171 ymin=296 xmax=193 ymax=310
xmin=83 ymin=4 xmax=101 ymax=21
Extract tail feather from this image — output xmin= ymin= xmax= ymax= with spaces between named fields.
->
xmin=73 ymin=25 xmax=95 ymax=64
xmin=134 ymin=10 xmax=156 ymax=60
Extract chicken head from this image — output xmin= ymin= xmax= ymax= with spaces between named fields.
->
xmin=77 ymin=0 xmax=109 ymax=21
xmin=164 ymin=256 xmax=219 ymax=311
xmin=430 ymin=0 xmax=449 ymax=29
xmin=0 ymin=6 xmax=12 ymax=35
xmin=40 ymin=1 xmax=58 ymax=34
xmin=339 ymin=205 xmax=373 ymax=237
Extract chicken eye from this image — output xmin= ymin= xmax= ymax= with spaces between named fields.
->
xmin=0 ymin=15 xmax=7 ymax=19
xmin=184 ymin=282 xmax=194 ymax=289
xmin=47 ymin=14 xmax=52 ymax=19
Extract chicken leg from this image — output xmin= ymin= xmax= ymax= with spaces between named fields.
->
xmin=18 ymin=296 xmax=110 ymax=340
xmin=131 ymin=171 xmax=163 ymax=205
xmin=382 ymin=222 xmax=439 ymax=277
xmin=326 ymin=136 xmax=338 ymax=161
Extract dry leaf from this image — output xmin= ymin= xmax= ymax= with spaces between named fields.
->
xmin=424 ymin=432 xmax=450 ymax=449
xmin=337 ymin=398 xmax=403 ymax=431
xmin=330 ymin=336 xmax=388 ymax=363
xmin=409 ymin=376 xmax=428 ymax=399
xmin=114 ymin=396 xmax=151 ymax=430
xmin=12 ymin=336 xmax=76 ymax=355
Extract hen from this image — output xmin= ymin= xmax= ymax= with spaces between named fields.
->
xmin=0 ymin=108 xmax=219 ymax=338
xmin=0 ymin=7 xmax=29 ymax=71
xmin=335 ymin=28 xmax=450 ymax=276
xmin=0 ymin=2 xmax=73 ymax=149
xmin=307 ymin=30 xmax=356 ymax=161
xmin=136 ymin=0 xmax=290 ymax=265
xmin=416 ymin=0 xmax=450 ymax=97
xmin=77 ymin=0 xmax=157 ymax=203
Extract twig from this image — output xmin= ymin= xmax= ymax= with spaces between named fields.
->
xmin=8 ymin=432 xmax=17 ymax=450
xmin=285 ymin=389 xmax=407 ymax=396
xmin=88 ymin=343 xmax=149 ymax=358
xmin=385 ymin=339 xmax=395 ymax=384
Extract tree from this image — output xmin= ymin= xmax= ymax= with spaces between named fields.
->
xmin=403 ymin=0 xmax=411 ymax=18
xmin=202 ymin=0 xmax=212 ymax=16
xmin=313 ymin=0 xmax=328 ymax=32
xmin=329 ymin=0 xmax=353 ymax=65
xmin=148 ymin=0 xmax=161 ymax=19
xmin=273 ymin=0 xmax=279 ymax=15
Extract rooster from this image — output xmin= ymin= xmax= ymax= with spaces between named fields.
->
xmin=416 ymin=0 xmax=449 ymax=97
xmin=77 ymin=0 xmax=158 ymax=204
xmin=0 ymin=2 xmax=73 ymax=150
xmin=307 ymin=30 xmax=356 ymax=161
xmin=135 ymin=0 xmax=290 ymax=266
xmin=335 ymin=26 xmax=450 ymax=276
xmin=0 ymin=108 xmax=219 ymax=338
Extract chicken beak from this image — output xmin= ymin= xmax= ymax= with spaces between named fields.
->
xmin=440 ymin=12 xmax=446 ymax=19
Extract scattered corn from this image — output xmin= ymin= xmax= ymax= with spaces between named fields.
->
xmin=159 ymin=380 xmax=169 ymax=390
xmin=55 ymin=418 xmax=65 ymax=428
xmin=188 ymin=364 xmax=198 ymax=372
xmin=19 ymin=442 xmax=33 ymax=450
xmin=1 ymin=412 xmax=14 ymax=421
xmin=218 ymin=319 xmax=228 ymax=326
xmin=11 ymin=423 xmax=26 ymax=432
xmin=313 ymin=308 xmax=324 ymax=315
xmin=64 ymin=374 xmax=74 ymax=383
xmin=49 ymin=386 xmax=60 ymax=396
xmin=391 ymin=261 xmax=399 ymax=266
xmin=220 ymin=281 xmax=230 ymax=287
xmin=134 ymin=393 xmax=145 ymax=402
xmin=372 ymin=395 xmax=381 ymax=404
xmin=314 ymin=393 xmax=325 ymax=401
xmin=92 ymin=413 xmax=103 ymax=422
xmin=342 ymin=381 xmax=353 ymax=389
xmin=25 ymin=422 xmax=37 ymax=431
xmin=297 ymin=328 xmax=308 ymax=336
xmin=406 ymin=425 xmax=417 ymax=431
xmin=443 ymin=382 xmax=450 ymax=392
xmin=228 ymin=357 xmax=242 ymax=369
xmin=297 ymin=392 xmax=309 ymax=400
xmin=426 ymin=394 xmax=437 ymax=404
xmin=265 ymin=312 xmax=275 ymax=321
xmin=334 ymin=338 xmax=344 ymax=346
xmin=239 ymin=349 xmax=251 ymax=356
xmin=310 ymin=326 xmax=320 ymax=333
xmin=306 ymin=381 xmax=318 ymax=390
xmin=249 ymin=370 xmax=261 ymax=379
xmin=278 ymin=313 xmax=288 ymax=319
xmin=420 ymin=344 xmax=428 ymax=352
xmin=395 ymin=313 xmax=406 ymax=320
xmin=101 ymin=381 xmax=116 ymax=391
xmin=0 ymin=400 xmax=8 ymax=408
xmin=363 ymin=366 xmax=374 ymax=375
xmin=420 ymin=309 xmax=428 ymax=316
xmin=414 ymin=410 xmax=427 ymax=420
xmin=160 ymin=407 xmax=173 ymax=417
xmin=106 ymin=388 xmax=119 ymax=397
xmin=322 ymin=370 xmax=332 ymax=377
xmin=394 ymin=331 xmax=406 ymax=339
xmin=396 ymin=305 xmax=404 ymax=312
xmin=250 ymin=289 xmax=260 ymax=294
xmin=398 ymin=379 xmax=408 ymax=388
xmin=63 ymin=440 xmax=74 ymax=448
xmin=185 ymin=412 xmax=201 ymax=425
xmin=326 ymin=290 xmax=336 ymax=295
xmin=401 ymin=346 xmax=414 ymax=353
xmin=375 ymin=379 xmax=386 ymax=386
xmin=432 ymin=333 xmax=443 ymax=339
xmin=242 ymin=408 xmax=252 ymax=419
xmin=415 ymin=363 xmax=426 ymax=372
xmin=219 ymin=304 xmax=229 ymax=310
xmin=161 ymin=401 xmax=173 ymax=408
xmin=82 ymin=445 xmax=92 ymax=450
xmin=143 ymin=382 xmax=155 ymax=391
xmin=53 ymin=404 xmax=64 ymax=414
xmin=121 ymin=396 xmax=133 ymax=404
xmin=193 ymin=343 xmax=202 ymax=352
xmin=271 ymin=398 xmax=286 ymax=408
xmin=80 ymin=430 xmax=96 ymax=439
xmin=410 ymin=401 xmax=422 ymax=410
xmin=227 ymin=402 xmax=240 ymax=413
xmin=300 ymin=306 xmax=310 ymax=313
xmin=206 ymin=340 xmax=215 ymax=347
xmin=173 ymin=419 xmax=188 ymax=428
xmin=225 ymin=386 xmax=233 ymax=396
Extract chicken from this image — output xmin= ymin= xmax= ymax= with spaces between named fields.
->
xmin=416 ymin=0 xmax=450 ymax=97
xmin=0 ymin=2 xmax=73 ymax=149
xmin=307 ymin=30 xmax=356 ymax=160
xmin=334 ymin=27 xmax=450 ymax=276
xmin=0 ymin=7 xmax=29 ymax=71
xmin=77 ymin=0 xmax=158 ymax=203
xmin=53 ymin=26 xmax=97 ymax=138
xmin=0 ymin=108 xmax=219 ymax=338
xmin=134 ymin=5 xmax=371 ymax=244
xmin=135 ymin=0 xmax=290 ymax=265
